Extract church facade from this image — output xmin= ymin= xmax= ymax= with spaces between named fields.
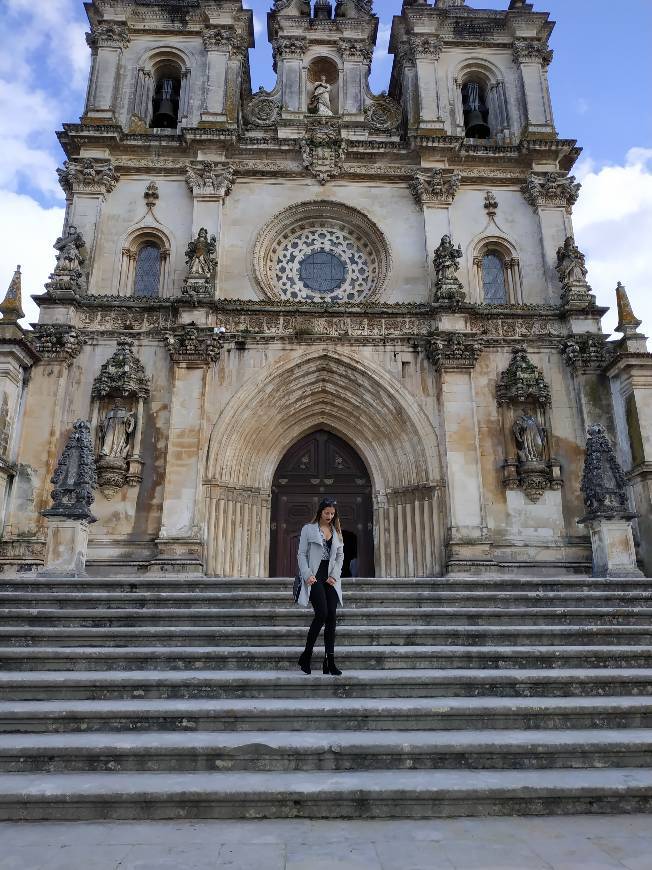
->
xmin=1 ymin=0 xmax=651 ymax=578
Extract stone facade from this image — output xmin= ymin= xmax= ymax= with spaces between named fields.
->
xmin=0 ymin=0 xmax=649 ymax=577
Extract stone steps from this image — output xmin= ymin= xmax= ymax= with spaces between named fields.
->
xmin=2 ymin=573 xmax=652 ymax=819
xmin=5 ymin=606 xmax=652 ymax=626
xmin=2 ymin=768 xmax=652 ymax=821
xmin=3 ymin=624 xmax=652 ymax=647
xmin=3 ymin=667 xmax=652 ymax=701
xmin=4 ymin=644 xmax=652 ymax=671
xmin=2 ymin=729 xmax=652 ymax=773
xmin=3 ymin=590 xmax=652 ymax=609
xmin=3 ymin=696 xmax=652 ymax=734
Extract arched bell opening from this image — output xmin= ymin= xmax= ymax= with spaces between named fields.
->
xmin=151 ymin=62 xmax=182 ymax=129
xmin=269 ymin=429 xmax=375 ymax=578
xmin=462 ymin=80 xmax=491 ymax=139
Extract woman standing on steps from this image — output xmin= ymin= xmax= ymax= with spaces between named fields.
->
xmin=296 ymin=498 xmax=345 ymax=676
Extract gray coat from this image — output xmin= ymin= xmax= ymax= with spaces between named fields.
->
xmin=296 ymin=522 xmax=344 ymax=607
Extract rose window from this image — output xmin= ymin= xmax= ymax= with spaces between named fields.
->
xmin=273 ymin=226 xmax=377 ymax=303
xmin=253 ymin=202 xmax=391 ymax=303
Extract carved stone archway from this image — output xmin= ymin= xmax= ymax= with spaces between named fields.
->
xmin=204 ymin=349 xmax=444 ymax=577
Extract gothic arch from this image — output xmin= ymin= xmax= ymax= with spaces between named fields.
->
xmin=451 ymin=58 xmax=511 ymax=140
xmin=204 ymin=349 xmax=444 ymax=577
xmin=132 ymin=46 xmax=193 ymax=126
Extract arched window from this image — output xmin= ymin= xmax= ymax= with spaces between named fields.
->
xmin=482 ymin=251 xmax=508 ymax=304
xmin=462 ymin=81 xmax=491 ymax=139
xmin=151 ymin=64 xmax=181 ymax=128
xmin=134 ymin=243 xmax=161 ymax=297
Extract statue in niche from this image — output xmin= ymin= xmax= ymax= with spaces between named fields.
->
xmin=513 ymin=413 xmax=547 ymax=465
xmin=185 ymin=228 xmax=217 ymax=279
xmin=98 ymin=403 xmax=136 ymax=460
xmin=556 ymin=236 xmax=589 ymax=287
xmin=309 ymin=76 xmax=333 ymax=116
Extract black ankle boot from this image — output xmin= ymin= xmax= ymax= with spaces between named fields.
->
xmin=298 ymin=650 xmax=312 ymax=675
xmin=323 ymin=654 xmax=342 ymax=676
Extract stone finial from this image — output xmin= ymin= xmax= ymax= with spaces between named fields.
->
xmin=92 ymin=339 xmax=150 ymax=401
xmin=42 ymin=420 xmax=97 ymax=523
xmin=144 ymin=182 xmax=159 ymax=208
xmin=484 ymin=191 xmax=498 ymax=218
xmin=579 ymin=424 xmax=632 ymax=521
xmin=0 ymin=266 xmax=25 ymax=323
xmin=615 ymin=282 xmax=642 ymax=334
xmin=496 ymin=345 xmax=551 ymax=406
xmin=432 ymin=235 xmax=465 ymax=305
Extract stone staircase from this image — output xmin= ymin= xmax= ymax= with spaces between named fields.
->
xmin=1 ymin=574 xmax=652 ymax=820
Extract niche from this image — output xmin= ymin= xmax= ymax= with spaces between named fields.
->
xmin=307 ymin=57 xmax=339 ymax=116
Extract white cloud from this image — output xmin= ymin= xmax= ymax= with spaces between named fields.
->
xmin=252 ymin=14 xmax=264 ymax=37
xmin=573 ymin=147 xmax=652 ymax=337
xmin=373 ymin=23 xmax=392 ymax=65
xmin=0 ymin=191 xmax=65 ymax=328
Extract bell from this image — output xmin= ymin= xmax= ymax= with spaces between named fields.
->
xmin=464 ymin=109 xmax=491 ymax=139
xmin=151 ymin=98 xmax=177 ymax=129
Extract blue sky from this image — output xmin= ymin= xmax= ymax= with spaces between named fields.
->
xmin=0 ymin=0 xmax=651 ymax=334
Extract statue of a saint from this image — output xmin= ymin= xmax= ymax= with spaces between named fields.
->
xmin=53 ymin=225 xmax=86 ymax=275
xmin=99 ymin=405 xmax=135 ymax=459
xmin=185 ymin=228 xmax=217 ymax=278
xmin=513 ymin=413 xmax=546 ymax=464
xmin=556 ymin=236 xmax=588 ymax=287
xmin=309 ymin=76 xmax=333 ymax=116
xmin=433 ymin=234 xmax=462 ymax=285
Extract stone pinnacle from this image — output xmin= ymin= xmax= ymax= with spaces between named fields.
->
xmin=0 ymin=265 xmax=25 ymax=323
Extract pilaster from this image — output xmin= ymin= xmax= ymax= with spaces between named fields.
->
xmin=83 ymin=23 xmax=130 ymax=124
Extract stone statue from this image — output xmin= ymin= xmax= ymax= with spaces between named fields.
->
xmin=556 ymin=236 xmax=588 ymax=287
xmin=433 ymin=235 xmax=462 ymax=284
xmin=99 ymin=405 xmax=135 ymax=460
xmin=309 ymin=76 xmax=333 ymax=116
xmin=185 ymin=228 xmax=217 ymax=278
xmin=513 ymin=413 xmax=546 ymax=464
xmin=53 ymin=225 xmax=86 ymax=275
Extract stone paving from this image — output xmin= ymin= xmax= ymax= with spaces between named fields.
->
xmin=0 ymin=815 xmax=651 ymax=870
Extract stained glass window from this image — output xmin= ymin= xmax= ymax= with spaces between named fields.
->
xmin=298 ymin=251 xmax=347 ymax=294
xmin=482 ymin=252 xmax=507 ymax=304
xmin=134 ymin=243 xmax=161 ymax=297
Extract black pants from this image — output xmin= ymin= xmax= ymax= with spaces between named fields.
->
xmin=303 ymin=560 xmax=339 ymax=656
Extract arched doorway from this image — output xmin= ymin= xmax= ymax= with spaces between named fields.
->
xmin=269 ymin=430 xmax=374 ymax=578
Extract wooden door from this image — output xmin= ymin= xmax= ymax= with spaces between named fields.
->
xmin=270 ymin=430 xmax=374 ymax=577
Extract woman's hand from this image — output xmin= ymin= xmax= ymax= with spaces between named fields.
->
xmin=307 ymin=575 xmax=317 ymax=586
xmin=326 ymin=576 xmax=337 ymax=587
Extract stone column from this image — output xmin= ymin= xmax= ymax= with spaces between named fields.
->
xmin=40 ymin=420 xmax=97 ymax=577
xmin=200 ymin=28 xmax=234 ymax=125
xmin=56 ymin=158 xmax=119 ymax=280
xmin=0 ymin=268 xmax=40 ymax=538
xmin=409 ymin=169 xmax=461 ymax=292
xmin=512 ymin=41 xmax=556 ymax=139
xmin=83 ymin=23 xmax=129 ymax=124
xmin=184 ymin=162 xmax=234 ymax=301
xmin=393 ymin=44 xmax=419 ymax=135
xmin=338 ymin=40 xmax=372 ymax=117
xmin=3 ymin=326 xmax=84 ymax=545
xmin=410 ymin=36 xmax=446 ymax=135
xmin=426 ymin=333 xmax=490 ymax=572
xmin=273 ymin=38 xmax=307 ymax=115
xmin=156 ymin=328 xmax=224 ymax=569
xmin=521 ymin=172 xmax=581 ymax=303
xmin=604 ymin=284 xmax=652 ymax=576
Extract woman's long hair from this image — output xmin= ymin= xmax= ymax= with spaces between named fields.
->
xmin=311 ymin=499 xmax=342 ymax=537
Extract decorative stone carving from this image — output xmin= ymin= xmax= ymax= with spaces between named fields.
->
xmin=183 ymin=228 xmax=217 ymax=299
xmin=512 ymin=40 xmax=553 ymax=67
xmin=91 ymin=339 xmax=149 ymax=497
xmin=245 ymin=90 xmax=280 ymax=127
xmin=556 ymin=236 xmax=594 ymax=309
xmin=496 ymin=345 xmax=558 ymax=502
xmin=0 ymin=265 xmax=25 ymax=323
xmin=580 ymin=424 xmax=631 ymax=521
xmin=86 ymin=23 xmax=129 ymax=50
xmin=425 ymin=333 xmax=481 ymax=371
xmin=364 ymin=96 xmax=402 ymax=132
xmin=410 ymin=169 xmax=461 ymax=207
xmin=562 ymin=334 xmax=612 ymax=372
xmin=521 ymin=171 xmax=581 ymax=214
xmin=578 ymin=425 xmax=642 ymax=578
xmin=46 ymin=225 xmax=87 ymax=295
xmin=272 ymin=36 xmax=307 ymax=69
xmin=185 ymin=162 xmax=234 ymax=198
xmin=300 ymin=123 xmax=346 ymax=184
xmin=202 ymin=27 xmax=244 ymax=57
xmin=432 ymin=235 xmax=465 ymax=304
xmin=57 ymin=159 xmax=119 ymax=197
xmin=42 ymin=421 xmax=97 ymax=522
xmin=30 ymin=325 xmax=84 ymax=363
xmin=484 ymin=191 xmax=498 ymax=217
xmin=144 ymin=182 xmax=159 ymax=208
xmin=408 ymin=36 xmax=443 ymax=60
xmin=165 ymin=326 xmax=224 ymax=364
xmin=338 ymin=40 xmax=373 ymax=63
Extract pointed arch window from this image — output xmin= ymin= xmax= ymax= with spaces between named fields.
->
xmin=134 ymin=243 xmax=161 ymax=297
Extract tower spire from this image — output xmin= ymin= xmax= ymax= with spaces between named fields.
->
xmin=0 ymin=266 xmax=25 ymax=323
